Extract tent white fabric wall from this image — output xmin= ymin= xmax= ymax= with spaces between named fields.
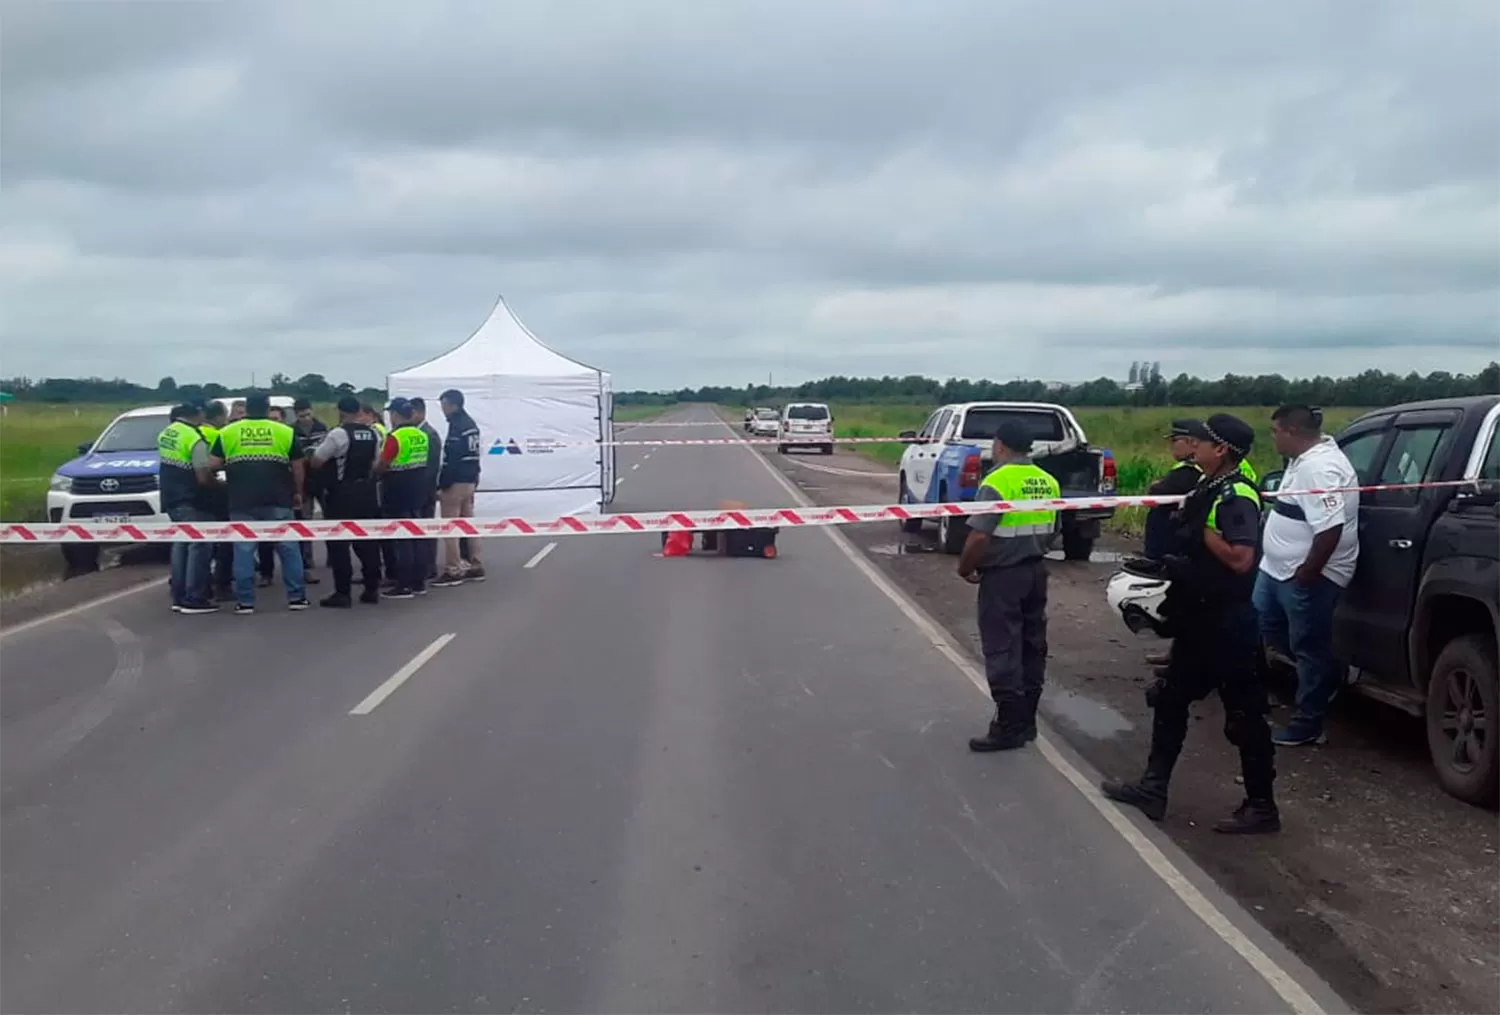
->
xmin=387 ymin=297 xmax=614 ymax=518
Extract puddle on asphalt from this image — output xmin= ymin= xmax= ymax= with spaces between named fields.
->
xmin=1042 ymin=689 xmax=1133 ymax=738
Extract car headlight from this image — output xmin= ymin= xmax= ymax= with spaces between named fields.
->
xmin=49 ymin=473 xmax=72 ymax=492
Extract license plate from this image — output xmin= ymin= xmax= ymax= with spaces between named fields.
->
xmin=93 ymin=514 xmax=130 ymax=524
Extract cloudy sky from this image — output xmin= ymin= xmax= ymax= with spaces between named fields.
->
xmin=3 ymin=1 xmax=1497 ymax=391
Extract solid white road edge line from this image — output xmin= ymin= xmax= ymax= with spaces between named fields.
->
xmin=523 ymin=542 xmax=557 ymax=569
xmin=718 ymin=410 xmax=1329 ymax=1015
xmin=0 ymin=576 xmax=169 ymax=640
xmin=349 ymin=633 xmax=456 ymax=716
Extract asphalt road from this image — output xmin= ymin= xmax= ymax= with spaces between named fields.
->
xmin=0 ymin=406 xmax=1338 ymax=1014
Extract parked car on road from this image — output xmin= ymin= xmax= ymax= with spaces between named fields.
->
xmin=749 ymin=407 xmax=780 ymax=437
xmin=896 ymin=402 xmax=1117 ymax=558
xmin=46 ymin=395 xmax=296 ymax=573
xmin=1265 ymin=394 xmax=1499 ymax=805
xmin=777 ymin=403 xmax=834 ymax=455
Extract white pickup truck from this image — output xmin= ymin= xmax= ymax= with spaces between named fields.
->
xmin=896 ymin=401 xmax=1118 ymax=557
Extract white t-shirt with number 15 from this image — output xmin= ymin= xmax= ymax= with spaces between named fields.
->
xmin=1260 ymin=436 xmax=1361 ymax=587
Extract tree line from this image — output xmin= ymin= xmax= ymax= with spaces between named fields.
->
xmin=620 ymin=362 xmax=1500 ymax=409
xmin=0 ymin=373 xmax=389 ymax=408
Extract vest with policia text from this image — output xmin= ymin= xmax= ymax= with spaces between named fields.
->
xmin=156 ymin=420 xmax=205 ymax=510
xmin=385 ymin=424 xmax=431 ymax=496
xmin=217 ymin=417 xmax=297 ymax=511
xmin=978 ymin=462 xmax=1062 ymax=538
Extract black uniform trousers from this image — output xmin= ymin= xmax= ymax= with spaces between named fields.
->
xmin=976 ymin=558 xmax=1048 ymax=714
xmin=324 ymin=482 xmax=382 ymax=596
xmin=381 ymin=481 xmax=427 ymax=592
xmin=1151 ymin=600 xmax=1276 ymax=800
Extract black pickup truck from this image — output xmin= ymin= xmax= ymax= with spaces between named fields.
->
xmin=1268 ymin=395 xmax=1499 ymax=805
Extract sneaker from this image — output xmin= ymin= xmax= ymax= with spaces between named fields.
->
xmin=178 ymin=600 xmax=218 ymax=615
xmin=1272 ymin=726 xmax=1327 ymax=747
xmin=257 ymin=574 xmax=273 ymax=588
xmin=234 ymin=603 xmax=256 ymax=616
xmin=306 ymin=574 xmax=321 ymax=585
xmin=430 ymin=571 xmax=465 ymax=588
xmin=287 ymin=598 xmax=311 ymax=611
xmin=463 ymin=564 xmax=486 ymax=582
xmin=413 ymin=586 xmax=428 ymax=596
xmin=171 ymin=603 xmax=183 ymax=613
xmin=320 ymin=593 xmax=353 ymax=609
xmin=359 ymin=588 xmax=380 ymax=605
xmin=386 ymin=586 xmax=415 ymax=600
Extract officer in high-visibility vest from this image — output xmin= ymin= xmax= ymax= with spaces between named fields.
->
xmin=373 ymin=398 xmax=432 ymax=598
xmin=1102 ymin=413 xmax=1280 ymax=834
xmin=206 ymin=392 xmax=309 ymax=614
xmin=956 ymin=421 xmax=1062 ymax=751
xmin=157 ymin=403 xmax=218 ymax=614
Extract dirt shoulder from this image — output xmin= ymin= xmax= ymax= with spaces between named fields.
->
xmin=754 ymin=435 xmax=1498 ymax=1015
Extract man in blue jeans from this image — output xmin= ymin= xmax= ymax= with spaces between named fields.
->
xmin=157 ymin=403 xmax=219 ymax=614
xmin=1255 ymin=404 xmax=1360 ymax=746
xmin=207 ymin=393 xmax=310 ymax=614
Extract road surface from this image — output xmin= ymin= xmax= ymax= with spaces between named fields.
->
xmin=0 ymin=407 xmax=1338 ymax=1014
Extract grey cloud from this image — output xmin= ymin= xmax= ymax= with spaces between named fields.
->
xmin=1 ymin=0 xmax=1496 ymax=391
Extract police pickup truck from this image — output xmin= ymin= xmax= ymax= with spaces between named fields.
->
xmin=896 ymin=402 xmax=1116 ymax=558
xmin=47 ymin=396 xmax=295 ymax=572
xmin=1264 ymin=395 xmax=1499 ymax=805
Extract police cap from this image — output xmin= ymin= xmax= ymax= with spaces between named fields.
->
xmin=1202 ymin=413 xmax=1255 ymax=458
xmin=1164 ymin=418 xmax=1211 ymax=440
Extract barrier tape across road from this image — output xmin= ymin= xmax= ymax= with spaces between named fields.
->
xmin=1 ymin=479 xmax=1485 ymax=543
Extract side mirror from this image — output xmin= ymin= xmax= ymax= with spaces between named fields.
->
xmin=1260 ymin=470 xmax=1284 ymax=494
xmin=899 ymin=430 xmax=919 ymax=443
xmin=77 ymin=442 xmax=93 ymax=456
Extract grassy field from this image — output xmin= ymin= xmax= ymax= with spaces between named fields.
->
xmin=0 ymin=401 xmax=670 ymax=521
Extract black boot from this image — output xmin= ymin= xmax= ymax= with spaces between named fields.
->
xmin=359 ymin=587 xmax=380 ymax=605
xmin=1101 ymin=764 xmax=1171 ymax=821
xmin=1021 ymin=688 xmax=1042 ymax=743
xmin=320 ymin=592 xmax=352 ymax=609
xmin=1213 ymin=797 xmax=1281 ymax=834
xmin=969 ymin=707 xmax=1029 ymax=752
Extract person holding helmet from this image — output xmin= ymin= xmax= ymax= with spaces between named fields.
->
xmin=1101 ymin=413 xmax=1280 ymax=835
xmin=956 ymin=420 xmax=1062 ymax=752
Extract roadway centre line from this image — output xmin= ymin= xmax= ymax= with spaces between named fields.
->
xmin=523 ymin=542 xmax=557 ymax=569
xmin=720 ymin=415 xmax=1332 ymax=1015
xmin=0 ymin=576 xmax=169 ymax=640
xmin=349 ymin=633 xmax=456 ymax=715
xmin=631 ymin=463 xmax=640 ymax=470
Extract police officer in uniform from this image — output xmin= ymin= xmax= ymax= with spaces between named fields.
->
xmin=158 ymin=403 xmax=219 ymax=614
xmin=206 ymin=393 xmax=309 ymax=614
xmin=1102 ymin=414 xmax=1281 ymax=834
xmin=374 ymin=398 xmax=432 ymax=599
xmin=957 ymin=421 xmax=1062 ymax=751
xmin=310 ymin=395 xmax=382 ymax=607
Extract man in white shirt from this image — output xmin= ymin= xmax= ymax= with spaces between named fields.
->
xmin=1254 ymin=405 xmax=1360 ymax=746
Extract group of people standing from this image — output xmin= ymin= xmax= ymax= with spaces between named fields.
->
xmin=957 ymin=405 xmax=1358 ymax=837
xmin=158 ymin=389 xmax=485 ymax=614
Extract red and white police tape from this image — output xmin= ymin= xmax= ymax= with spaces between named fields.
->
xmin=1 ymin=479 xmax=1486 ymax=544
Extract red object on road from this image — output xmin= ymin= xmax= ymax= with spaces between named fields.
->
xmin=660 ymin=530 xmax=694 ymax=557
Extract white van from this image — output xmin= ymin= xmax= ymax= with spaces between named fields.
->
xmin=778 ymin=402 xmax=834 ymax=455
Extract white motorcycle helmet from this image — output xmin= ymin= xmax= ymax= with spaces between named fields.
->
xmin=1106 ymin=567 xmax=1170 ymax=636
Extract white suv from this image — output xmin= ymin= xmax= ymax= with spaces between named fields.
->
xmin=777 ymin=402 xmax=834 ymax=455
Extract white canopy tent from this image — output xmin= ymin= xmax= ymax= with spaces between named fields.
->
xmin=387 ymin=296 xmax=614 ymax=518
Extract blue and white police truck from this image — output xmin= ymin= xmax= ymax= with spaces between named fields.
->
xmin=46 ymin=396 xmax=295 ymax=571
xmin=895 ymin=401 xmax=1118 ymax=559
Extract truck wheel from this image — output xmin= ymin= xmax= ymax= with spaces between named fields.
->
xmin=897 ymin=477 xmax=923 ymax=534
xmin=1425 ymin=634 xmax=1498 ymax=806
xmin=777 ymin=444 xmax=788 ymax=454
xmin=61 ymin=543 xmax=101 ymax=576
xmin=938 ymin=511 xmax=968 ymax=555
xmin=1061 ymin=528 xmax=1095 ymax=561
xmin=821 ymin=443 xmax=833 ymax=455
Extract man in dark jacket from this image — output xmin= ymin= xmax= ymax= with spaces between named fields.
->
xmin=410 ymin=396 xmax=443 ymax=581
xmin=292 ymin=398 xmax=330 ymax=572
xmin=431 ymin=388 xmax=485 ymax=586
